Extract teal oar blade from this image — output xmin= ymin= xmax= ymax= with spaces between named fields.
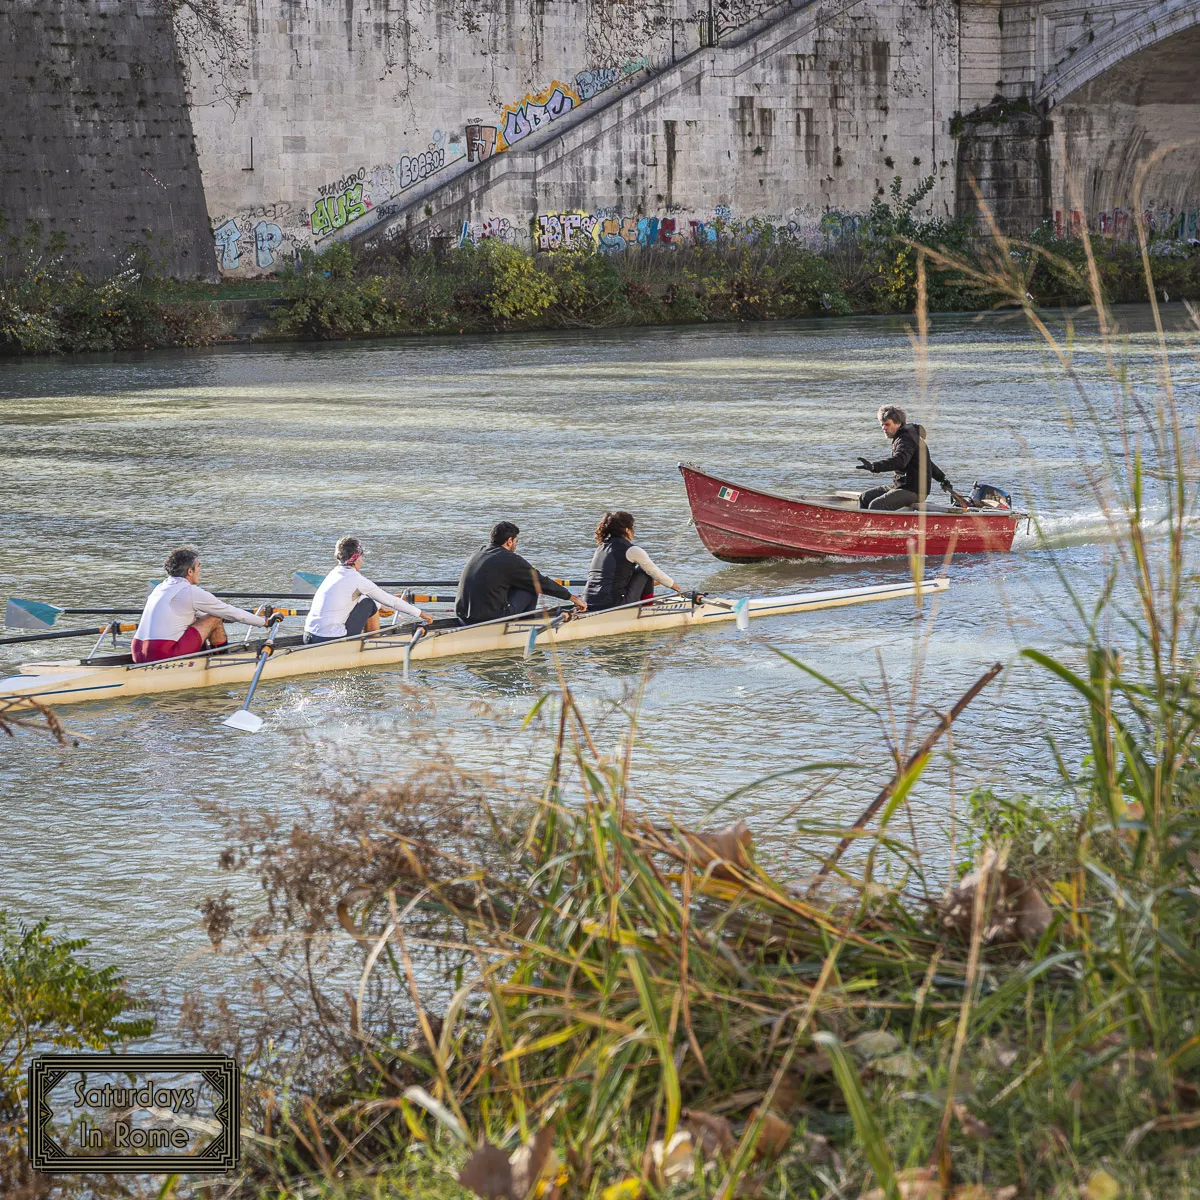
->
xmin=523 ymin=625 xmax=540 ymax=660
xmin=734 ymin=597 xmax=750 ymax=632
xmin=293 ymin=571 xmax=324 ymax=595
xmin=5 ymin=598 xmax=65 ymax=630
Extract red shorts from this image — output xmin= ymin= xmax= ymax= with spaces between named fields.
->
xmin=131 ymin=626 xmax=204 ymax=663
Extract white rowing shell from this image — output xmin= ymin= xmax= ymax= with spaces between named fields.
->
xmin=0 ymin=579 xmax=945 ymax=711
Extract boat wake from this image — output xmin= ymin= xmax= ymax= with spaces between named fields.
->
xmin=1015 ymin=506 xmax=1198 ymax=551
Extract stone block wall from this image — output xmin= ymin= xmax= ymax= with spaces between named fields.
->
xmin=188 ymin=0 xmax=706 ymax=276
xmin=358 ymin=0 xmax=962 ymax=257
xmin=0 ymin=0 xmax=215 ymax=279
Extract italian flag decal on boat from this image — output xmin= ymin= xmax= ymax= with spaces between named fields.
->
xmin=717 ymin=487 xmax=739 ymax=502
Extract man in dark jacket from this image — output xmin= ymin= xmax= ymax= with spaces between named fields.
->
xmin=855 ymin=405 xmax=954 ymax=510
xmin=456 ymin=521 xmax=587 ymax=625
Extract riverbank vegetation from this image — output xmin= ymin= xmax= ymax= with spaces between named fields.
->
xmin=2 ymin=180 xmax=1199 ymax=355
xmin=4 ymin=204 xmax=1200 ymax=1200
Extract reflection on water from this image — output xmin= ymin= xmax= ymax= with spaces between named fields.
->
xmin=2 ymin=307 xmax=1198 ymax=1005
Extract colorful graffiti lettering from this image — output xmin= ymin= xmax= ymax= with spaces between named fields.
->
xmin=466 ymin=121 xmax=497 ymax=163
xmin=574 ymin=66 xmax=622 ymax=101
xmin=213 ymin=219 xmax=242 ymax=270
xmin=310 ymin=182 xmax=369 ymax=240
xmin=252 ymin=220 xmax=284 ymax=268
xmin=534 ymin=212 xmax=599 ymax=251
xmin=497 ymin=82 xmax=580 ymax=150
xmin=458 ymin=216 xmax=514 ymax=247
xmin=398 ymin=148 xmax=446 ymax=191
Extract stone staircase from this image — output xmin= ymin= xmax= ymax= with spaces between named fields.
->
xmin=351 ymin=0 xmax=870 ymax=254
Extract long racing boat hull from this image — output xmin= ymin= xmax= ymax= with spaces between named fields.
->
xmin=0 ymin=579 xmax=946 ymax=713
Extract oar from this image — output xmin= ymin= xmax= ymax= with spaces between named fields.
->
xmin=693 ymin=592 xmax=751 ymax=631
xmin=293 ymin=571 xmax=587 ymax=595
xmin=0 ymin=621 xmax=138 ymax=647
xmin=6 ymin=598 xmax=143 ymax=631
xmin=221 ymin=615 xmax=285 ymax=733
xmin=402 ymin=626 xmax=427 ymax=681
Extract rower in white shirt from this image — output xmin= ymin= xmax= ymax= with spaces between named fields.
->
xmin=133 ymin=546 xmax=276 ymax=664
xmin=303 ymin=536 xmax=434 ymax=643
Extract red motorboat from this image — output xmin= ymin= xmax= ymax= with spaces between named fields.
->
xmin=679 ymin=463 xmax=1024 ymax=561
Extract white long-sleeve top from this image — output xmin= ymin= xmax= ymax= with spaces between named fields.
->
xmin=626 ymin=545 xmax=676 ymax=590
xmin=135 ymin=576 xmax=267 ymax=643
xmin=303 ymin=564 xmax=422 ymax=638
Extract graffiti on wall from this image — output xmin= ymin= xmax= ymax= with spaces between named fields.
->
xmin=458 ymin=216 xmax=515 ymax=247
xmin=212 ymin=204 xmax=308 ymax=272
xmin=574 ymin=56 xmax=650 ymax=100
xmin=211 ymin=57 xmax=661 ymax=274
xmin=1085 ymin=205 xmax=1200 ymax=245
xmin=527 ymin=206 xmax=868 ymax=255
xmin=497 ymin=81 xmax=580 ymax=150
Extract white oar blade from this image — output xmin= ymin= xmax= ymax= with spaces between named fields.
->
xmin=5 ymin=599 xmax=65 ymax=630
xmin=293 ymin=571 xmax=323 ymax=595
xmin=734 ymin=597 xmax=750 ymax=632
xmin=222 ymin=708 xmax=265 ymax=733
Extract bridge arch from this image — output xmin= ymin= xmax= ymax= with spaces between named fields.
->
xmin=1038 ymin=0 xmax=1200 ymax=108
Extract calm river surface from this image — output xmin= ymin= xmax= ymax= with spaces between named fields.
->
xmin=2 ymin=307 xmax=1198 ymax=1007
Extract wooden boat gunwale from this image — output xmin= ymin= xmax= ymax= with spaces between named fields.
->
xmin=679 ymin=460 xmax=1025 ymax=521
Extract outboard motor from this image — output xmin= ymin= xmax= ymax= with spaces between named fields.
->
xmin=969 ymin=482 xmax=1012 ymax=510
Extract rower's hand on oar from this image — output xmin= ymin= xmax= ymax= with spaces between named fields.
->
xmin=266 ymin=610 xmax=286 ymax=627
xmin=940 ymin=479 xmax=954 ymax=494
xmin=571 ymin=595 xmax=587 ymax=612
xmin=417 ymin=611 xmax=435 ymax=625
xmin=855 ymin=457 xmax=875 ymax=472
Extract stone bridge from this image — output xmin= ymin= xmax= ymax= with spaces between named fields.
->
xmin=6 ymin=0 xmax=1195 ymax=276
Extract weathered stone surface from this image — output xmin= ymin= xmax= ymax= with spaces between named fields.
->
xmin=0 ymin=0 xmax=216 ymax=280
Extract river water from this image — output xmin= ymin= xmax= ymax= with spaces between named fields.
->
xmin=2 ymin=307 xmax=1198 ymax=1006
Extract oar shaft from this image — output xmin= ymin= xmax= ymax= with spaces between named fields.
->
xmin=0 ymin=622 xmax=137 ymax=647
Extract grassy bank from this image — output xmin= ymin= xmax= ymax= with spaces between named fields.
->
xmin=4 ymin=180 xmax=1199 ymax=355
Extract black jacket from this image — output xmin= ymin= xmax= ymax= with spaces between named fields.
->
xmin=585 ymin=537 xmax=636 ymax=610
xmin=870 ymin=423 xmax=947 ymax=497
xmin=455 ymin=545 xmax=572 ymax=625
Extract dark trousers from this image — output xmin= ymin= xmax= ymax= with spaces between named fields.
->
xmin=860 ymin=486 xmax=920 ymax=512
xmin=506 ymin=588 xmax=538 ymax=616
xmin=303 ymin=597 xmax=377 ymax=643
xmin=587 ymin=568 xmax=653 ymax=612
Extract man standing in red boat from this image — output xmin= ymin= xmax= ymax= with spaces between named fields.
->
xmin=855 ymin=405 xmax=955 ymax=511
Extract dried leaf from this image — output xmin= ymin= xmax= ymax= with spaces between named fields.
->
xmin=939 ymin=857 xmax=1054 ymax=945
xmin=951 ymin=1188 xmax=1018 ymax=1200
xmin=858 ymin=1166 xmax=938 ymax=1200
xmin=953 ymin=1101 xmax=995 ymax=1140
xmin=509 ymin=1125 xmax=557 ymax=1199
xmin=692 ymin=821 xmax=755 ymax=879
xmin=803 ymin=1130 xmax=833 ymax=1163
xmin=981 ymin=1037 xmax=1020 ymax=1071
xmin=1082 ymin=1168 xmax=1121 ymax=1200
xmin=852 ymin=1030 xmax=902 ymax=1059
xmin=750 ymin=1108 xmax=792 ymax=1161
xmin=458 ymin=1142 xmax=513 ymax=1199
xmin=874 ymin=1050 xmax=923 ymax=1079
xmin=682 ymin=1108 xmax=734 ymax=1159
xmin=1123 ymin=1108 xmax=1200 ymax=1153
xmin=648 ymin=1130 xmax=694 ymax=1185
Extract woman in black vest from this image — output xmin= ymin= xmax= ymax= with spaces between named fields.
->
xmin=585 ymin=510 xmax=685 ymax=611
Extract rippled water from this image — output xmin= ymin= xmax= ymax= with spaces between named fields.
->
xmin=2 ymin=307 xmax=1198 ymax=1001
